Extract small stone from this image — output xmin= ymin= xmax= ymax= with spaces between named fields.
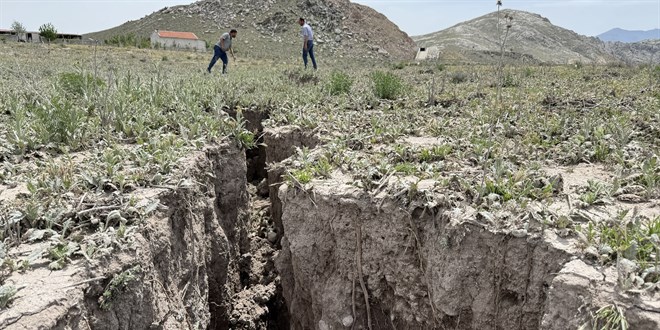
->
xmin=641 ymin=266 xmax=660 ymax=282
xmin=487 ymin=193 xmax=501 ymax=203
xmin=511 ymin=229 xmax=527 ymax=238
xmin=598 ymin=244 xmax=614 ymax=255
xmin=341 ymin=315 xmax=354 ymax=327
xmin=618 ymin=258 xmax=638 ymax=278
xmin=617 ymin=194 xmax=646 ymax=203
xmin=267 ymin=230 xmax=278 ymax=243
xmin=584 ymin=246 xmax=599 ymax=260
xmin=107 ymin=210 xmax=123 ymax=222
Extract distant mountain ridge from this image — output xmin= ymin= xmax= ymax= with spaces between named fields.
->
xmin=85 ymin=0 xmax=416 ymax=60
xmin=598 ymin=28 xmax=660 ymax=43
xmin=413 ymin=9 xmax=659 ymax=65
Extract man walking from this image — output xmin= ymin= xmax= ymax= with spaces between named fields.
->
xmin=207 ymin=29 xmax=237 ymax=74
xmin=298 ymin=18 xmax=317 ymax=70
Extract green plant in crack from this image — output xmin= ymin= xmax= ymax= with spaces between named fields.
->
xmin=99 ymin=265 xmax=141 ymax=310
xmin=225 ymin=113 xmax=256 ymax=150
xmin=580 ymin=304 xmax=629 ymax=330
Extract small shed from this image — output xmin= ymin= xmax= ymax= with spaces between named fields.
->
xmin=150 ymin=30 xmax=206 ymax=52
xmin=415 ymin=46 xmax=440 ymax=60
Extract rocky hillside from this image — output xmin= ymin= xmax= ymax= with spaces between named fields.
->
xmin=598 ymin=28 xmax=660 ymax=43
xmin=414 ymin=9 xmax=617 ymax=64
xmin=604 ymin=39 xmax=660 ymax=65
xmin=85 ymin=0 xmax=416 ymax=60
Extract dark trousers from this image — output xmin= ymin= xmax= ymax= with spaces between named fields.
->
xmin=208 ymin=45 xmax=228 ymax=73
xmin=302 ymin=40 xmax=317 ymax=69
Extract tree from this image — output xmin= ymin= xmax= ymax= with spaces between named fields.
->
xmin=38 ymin=23 xmax=58 ymax=45
xmin=10 ymin=21 xmax=26 ymax=42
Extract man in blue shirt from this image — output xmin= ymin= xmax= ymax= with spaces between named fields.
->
xmin=207 ymin=29 xmax=237 ymax=74
xmin=298 ymin=18 xmax=317 ymax=70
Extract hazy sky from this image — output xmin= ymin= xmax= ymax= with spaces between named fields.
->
xmin=0 ymin=0 xmax=658 ymax=37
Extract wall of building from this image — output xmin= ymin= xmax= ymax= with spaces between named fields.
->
xmin=415 ymin=46 xmax=440 ymax=60
xmin=150 ymin=33 xmax=206 ymax=52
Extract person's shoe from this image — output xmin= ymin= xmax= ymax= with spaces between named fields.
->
xmin=207 ymin=68 xmax=211 ymax=74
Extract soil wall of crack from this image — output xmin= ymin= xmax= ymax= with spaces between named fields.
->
xmin=263 ymin=126 xmax=320 ymax=245
xmin=225 ymin=107 xmax=271 ymax=183
xmin=0 ymin=144 xmax=252 ymax=330
xmin=275 ymin=182 xmax=573 ymax=330
xmin=275 ymin=179 xmax=660 ymax=329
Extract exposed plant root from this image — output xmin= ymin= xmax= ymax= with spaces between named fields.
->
xmin=354 ymin=223 xmax=373 ymax=330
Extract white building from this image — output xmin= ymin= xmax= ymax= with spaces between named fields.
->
xmin=415 ymin=46 xmax=440 ymax=60
xmin=150 ymin=30 xmax=206 ymax=52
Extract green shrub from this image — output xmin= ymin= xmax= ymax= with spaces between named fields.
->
xmin=371 ymin=71 xmax=403 ymax=100
xmin=327 ymin=71 xmax=352 ymax=95
xmin=436 ymin=63 xmax=445 ymax=72
xmin=58 ymin=72 xmax=105 ymax=97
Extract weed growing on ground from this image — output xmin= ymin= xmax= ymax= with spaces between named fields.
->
xmin=371 ymin=71 xmax=403 ymax=100
xmin=0 ymin=284 xmax=17 ymax=309
xmin=327 ymin=71 xmax=353 ymax=95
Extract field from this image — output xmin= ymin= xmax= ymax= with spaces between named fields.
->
xmin=1 ymin=42 xmax=659 ymax=329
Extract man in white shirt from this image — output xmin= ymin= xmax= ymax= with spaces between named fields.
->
xmin=207 ymin=29 xmax=237 ymax=74
xmin=298 ymin=18 xmax=317 ymax=70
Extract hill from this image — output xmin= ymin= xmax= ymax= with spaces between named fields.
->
xmin=598 ymin=28 xmax=660 ymax=43
xmin=413 ymin=9 xmax=616 ymax=64
xmin=85 ymin=0 xmax=416 ymax=60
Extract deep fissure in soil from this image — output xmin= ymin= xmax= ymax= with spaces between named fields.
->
xmin=223 ymin=108 xmax=291 ymax=329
